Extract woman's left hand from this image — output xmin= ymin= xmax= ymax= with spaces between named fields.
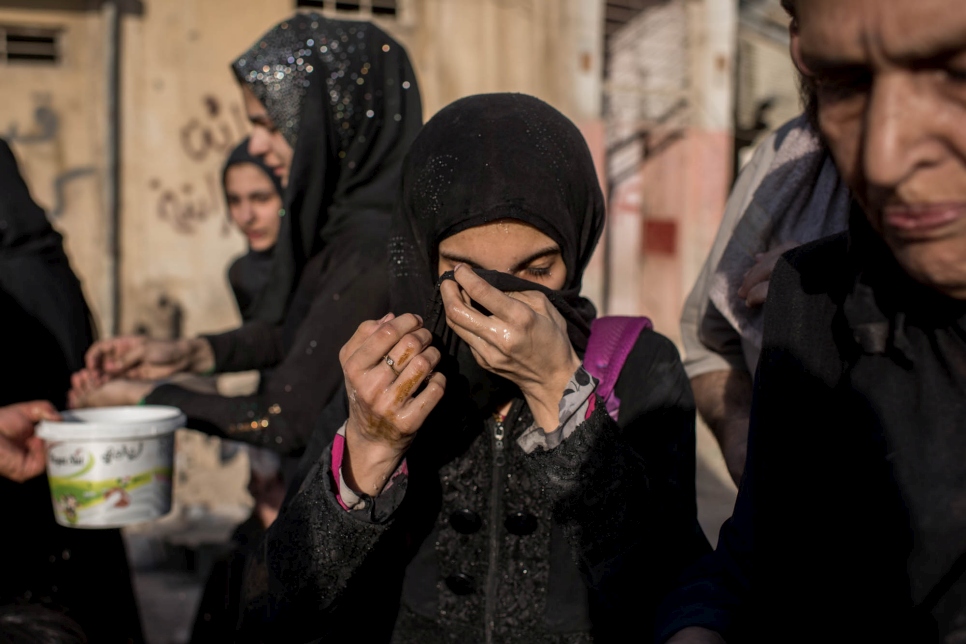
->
xmin=440 ymin=264 xmax=581 ymax=432
xmin=68 ymin=370 xmax=155 ymax=409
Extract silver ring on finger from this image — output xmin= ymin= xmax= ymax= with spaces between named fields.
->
xmin=384 ymin=354 xmax=401 ymax=377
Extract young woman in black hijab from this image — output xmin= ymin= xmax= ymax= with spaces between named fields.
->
xmin=223 ymin=137 xmax=284 ymax=323
xmin=241 ymin=94 xmax=709 ymax=643
xmin=72 ymin=14 xmax=422 ymax=456
xmin=0 ymin=139 xmax=143 ymax=642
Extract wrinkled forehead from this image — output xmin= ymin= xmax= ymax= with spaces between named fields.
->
xmin=798 ymin=0 xmax=966 ymax=67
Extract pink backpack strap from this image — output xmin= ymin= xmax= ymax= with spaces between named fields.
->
xmin=584 ymin=316 xmax=653 ymax=422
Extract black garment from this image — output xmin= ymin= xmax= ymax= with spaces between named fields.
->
xmin=223 ymin=137 xmax=283 ymax=323
xmin=233 ymin=13 xmax=422 ymax=325
xmin=147 ymin=245 xmax=389 ymax=455
xmin=657 ymin=211 xmax=966 ymax=643
xmin=145 ymin=15 xmax=421 ymax=454
xmin=0 ymin=139 xmax=143 ymax=643
xmin=241 ymin=94 xmax=708 ymax=642
xmin=228 ymin=248 xmax=274 ymax=324
xmin=244 ymin=332 xmax=704 ymax=643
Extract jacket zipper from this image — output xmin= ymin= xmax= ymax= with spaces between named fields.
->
xmin=484 ymin=414 xmax=507 ymax=644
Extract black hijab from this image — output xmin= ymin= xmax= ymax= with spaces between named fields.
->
xmin=223 ymin=138 xmax=283 ymax=322
xmin=389 ymin=93 xmax=605 ymax=415
xmin=233 ymin=13 xmax=422 ymax=324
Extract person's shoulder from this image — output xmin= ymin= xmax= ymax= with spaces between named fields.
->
xmin=781 ymin=230 xmax=850 ymax=277
xmin=763 ymin=231 xmax=850 ymax=367
xmin=770 ymin=231 xmax=851 ymax=309
xmin=619 ymin=326 xmax=686 ymax=386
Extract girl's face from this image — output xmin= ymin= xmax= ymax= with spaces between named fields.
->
xmin=242 ymin=84 xmax=294 ymax=188
xmin=225 ymin=163 xmax=283 ymax=252
xmin=437 ymin=219 xmax=567 ymax=290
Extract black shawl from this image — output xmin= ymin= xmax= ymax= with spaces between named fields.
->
xmin=233 ymin=13 xmax=422 ymax=324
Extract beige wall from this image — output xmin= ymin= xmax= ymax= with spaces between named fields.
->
xmin=0 ymin=6 xmax=111 ymax=333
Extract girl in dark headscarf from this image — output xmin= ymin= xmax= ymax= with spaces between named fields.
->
xmin=71 ymin=14 xmax=422 ymax=456
xmin=241 ymin=94 xmax=709 ymax=642
xmin=222 ymin=137 xmax=284 ymax=322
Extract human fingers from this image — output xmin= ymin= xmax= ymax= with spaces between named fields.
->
xmin=450 ymin=265 xmax=529 ymax=322
xmin=18 ymin=401 xmax=60 ymax=424
xmin=445 ymin=311 xmax=494 ymax=363
xmin=383 ymin=328 xmax=434 ymax=376
xmin=744 ymin=280 xmax=770 ymax=308
xmin=405 ymin=371 xmax=447 ymax=425
xmin=347 ymin=313 xmax=425 ymax=371
xmin=440 ymin=279 xmax=507 ymax=345
xmin=0 ymin=434 xmax=46 ymax=483
xmin=21 ymin=436 xmax=46 ymax=481
xmin=104 ymin=339 xmax=147 ymax=376
xmin=390 ymin=346 xmax=441 ymax=404
xmin=738 ymin=242 xmax=800 ymax=298
xmin=85 ymin=339 xmax=116 ymax=372
xmin=70 ymin=370 xmax=87 ymax=396
xmin=339 ymin=314 xmax=396 ymax=367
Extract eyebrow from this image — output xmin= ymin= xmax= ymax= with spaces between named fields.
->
xmin=248 ymin=113 xmax=273 ymax=127
xmin=439 ymin=245 xmax=561 ymax=273
xmin=801 ymin=29 xmax=966 ymax=72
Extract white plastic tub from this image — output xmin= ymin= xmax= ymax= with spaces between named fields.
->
xmin=36 ymin=406 xmax=185 ymax=529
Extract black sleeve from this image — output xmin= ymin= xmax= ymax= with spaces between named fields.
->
xmin=203 ymin=320 xmax=286 ymax=374
xmin=239 ymin=439 xmax=404 ymax=641
xmin=146 ymin=259 xmax=389 ymax=455
xmin=526 ymin=330 xmax=710 ymax=639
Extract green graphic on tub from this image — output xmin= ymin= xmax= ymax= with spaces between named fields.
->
xmin=47 ymin=442 xmax=171 ymax=525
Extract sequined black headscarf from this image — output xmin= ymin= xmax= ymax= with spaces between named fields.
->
xmin=389 ymin=93 xmax=605 ymax=411
xmin=233 ymin=13 xmax=422 ymax=324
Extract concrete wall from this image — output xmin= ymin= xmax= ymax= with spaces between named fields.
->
xmin=0 ymin=4 xmax=112 ymax=334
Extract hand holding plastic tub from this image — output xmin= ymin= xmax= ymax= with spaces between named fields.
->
xmin=0 ymin=400 xmax=59 ymax=483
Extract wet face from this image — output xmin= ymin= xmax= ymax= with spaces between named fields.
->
xmin=793 ymin=0 xmax=966 ymax=298
xmin=437 ymin=219 xmax=567 ymax=290
xmin=242 ymin=84 xmax=294 ymax=188
xmin=225 ymin=163 xmax=283 ymax=252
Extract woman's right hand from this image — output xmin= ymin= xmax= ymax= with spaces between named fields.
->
xmin=85 ymin=336 xmax=215 ymax=380
xmin=340 ymin=313 xmax=446 ymax=497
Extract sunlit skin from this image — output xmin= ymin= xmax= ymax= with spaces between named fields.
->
xmin=225 ymin=163 xmax=283 ymax=252
xmin=241 ymin=84 xmax=294 ymax=187
xmin=792 ymin=0 xmax=966 ymax=299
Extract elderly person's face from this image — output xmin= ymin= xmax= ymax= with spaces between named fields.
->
xmin=793 ymin=0 xmax=966 ymax=298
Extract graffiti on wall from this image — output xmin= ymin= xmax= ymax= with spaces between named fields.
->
xmin=3 ymin=97 xmax=98 ymax=218
xmin=150 ymin=95 xmax=248 ymax=235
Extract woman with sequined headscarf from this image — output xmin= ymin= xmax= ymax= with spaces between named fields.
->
xmin=69 ymin=14 xmax=422 ymax=458
xmin=240 ymin=94 xmax=709 ymax=643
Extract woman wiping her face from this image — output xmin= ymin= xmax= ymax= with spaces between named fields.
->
xmin=242 ymin=93 xmax=709 ymax=643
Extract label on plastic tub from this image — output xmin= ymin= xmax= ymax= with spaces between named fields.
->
xmin=45 ymin=434 xmax=175 ymax=528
